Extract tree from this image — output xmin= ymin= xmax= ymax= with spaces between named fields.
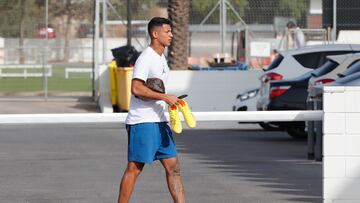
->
xmin=50 ymin=0 xmax=93 ymax=62
xmin=19 ymin=0 xmax=27 ymax=64
xmin=0 ymin=0 xmax=43 ymax=63
xmin=167 ymin=0 xmax=190 ymax=70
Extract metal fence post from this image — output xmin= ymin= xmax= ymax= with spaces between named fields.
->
xmin=307 ymin=98 xmax=315 ymax=160
xmin=93 ymin=0 xmax=100 ymax=100
xmin=314 ymin=100 xmax=323 ymax=162
xmin=245 ymin=26 xmax=249 ymax=66
xmin=333 ymin=0 xmax=337 ymax=42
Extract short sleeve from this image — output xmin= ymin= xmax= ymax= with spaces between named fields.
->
xmin=132 ymin=53 xmax=150 ymax=82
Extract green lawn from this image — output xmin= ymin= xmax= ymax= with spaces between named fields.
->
xmin=0 ymin=65 xmax=93 ymax=92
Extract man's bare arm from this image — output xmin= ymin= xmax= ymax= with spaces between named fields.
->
xmin=131 ymin=79 xmax=178 ymax=106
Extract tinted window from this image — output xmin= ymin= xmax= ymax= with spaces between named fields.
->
xmin=312 ymin=60 xmax=339 ymax=77
xmin=293 ymin=53 xmax=321 ymax=68
xmin=294 ymin=51 xmax=353 ymax=69
xmin=266 ymin=54 xmax=284 ymax=71
xmin=344 ymin=60 xmax=360 ymax=76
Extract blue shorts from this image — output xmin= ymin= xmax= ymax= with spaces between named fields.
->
xmin=126 ymin=122 xmax=177 ymax=164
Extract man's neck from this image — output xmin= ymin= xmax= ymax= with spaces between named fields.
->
xmin=150 ymin=42 xmax=165 ymax=56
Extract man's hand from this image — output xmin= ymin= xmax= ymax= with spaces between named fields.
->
xmin=164 ymin=94 xmax=179 ymax=106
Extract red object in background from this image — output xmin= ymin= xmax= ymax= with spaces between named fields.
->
xmin=33 ymin=27 xmax=56 ymax=38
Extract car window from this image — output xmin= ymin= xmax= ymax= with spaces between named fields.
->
xmin=293 ymin=53 xmax=322 ymax=68
xmin=344 ymin=60 xmax=360 ymax=76
xmin=294 ymin=51 xmax=353 ymax=69
xmin=265 ymin=54 xmax=284 ymax=71
xmin=311 ymin=60 xmax=339 ymax=77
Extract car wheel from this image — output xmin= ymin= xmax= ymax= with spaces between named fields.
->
xmin=258 ymin=122 xmax=283 ymax=131
xmin=286 ymin=122 xmax=307 ymax=139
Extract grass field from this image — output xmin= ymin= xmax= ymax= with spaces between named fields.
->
xmin=0 ymin=64 xmax=93 ymax=92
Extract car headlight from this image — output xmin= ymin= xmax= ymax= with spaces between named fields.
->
xmin=238 ymin=89 xmax=259 ymax=101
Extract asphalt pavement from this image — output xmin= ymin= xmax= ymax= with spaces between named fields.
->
xmin=0 ymin=99 xmax=321 ymax=202
xmin=0 ymin=122 xmax=322 ymax=203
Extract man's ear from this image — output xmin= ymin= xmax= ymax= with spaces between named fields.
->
xmin=152 ymin=30 xmax=158 ymax=39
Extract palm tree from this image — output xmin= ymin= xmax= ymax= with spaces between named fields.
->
xmin=167 ymin=0 xmax=189 ymax=70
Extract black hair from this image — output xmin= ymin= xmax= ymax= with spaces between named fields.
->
xmin=147 ymin=17 xmax=172 ymax=36
xmin=286 ymin=21 xmax=296 ymax=28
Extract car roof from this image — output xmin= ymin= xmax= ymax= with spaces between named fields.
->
xmin=279 ymin=44 xmax=358 ymax=56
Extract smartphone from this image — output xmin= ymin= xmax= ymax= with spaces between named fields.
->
xmin=177 ymin=94 xmax=188 ymax=99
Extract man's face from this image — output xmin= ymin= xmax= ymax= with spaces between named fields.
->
xmin=153 ymin=24 xmax=173 ymax=47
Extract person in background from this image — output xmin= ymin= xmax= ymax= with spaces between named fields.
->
xmin=286 ymin=21 xmax=306 ymax=49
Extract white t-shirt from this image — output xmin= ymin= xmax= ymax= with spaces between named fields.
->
xmin=125 ymin=47 xmax=170 ymax=125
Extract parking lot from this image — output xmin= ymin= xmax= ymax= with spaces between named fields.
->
xmin=0 ymin=122 xmax=321 ymax=203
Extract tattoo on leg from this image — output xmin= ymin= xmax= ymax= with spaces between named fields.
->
xmin=171 ymin=161 xmax=185 ymax=198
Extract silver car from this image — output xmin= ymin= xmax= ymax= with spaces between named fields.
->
xmin=308 ymin=53 xmax=360 ymax=99
xmin=310 ymin=61 xmax=360 ymax=98
xmin=257 ymin=44 xmax=360 ymax=111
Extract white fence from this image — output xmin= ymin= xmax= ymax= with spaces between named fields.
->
xmin=0 ymin=110 xmax=322 ymax=124
xmin=0 ymin=64 xmax=52 ymax=78
xmin=65 ymin=68 xmax=93 ymax=79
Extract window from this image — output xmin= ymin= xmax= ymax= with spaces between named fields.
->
xmin=266 ymin=54 xmax=284 ymax=71
xmin=293 ymin=53 xmax=322 ymax=68
xmin=311 ymin=60 xmax=339 ymax=77
xmin=294 ymin=51 xmax=352 ymax=69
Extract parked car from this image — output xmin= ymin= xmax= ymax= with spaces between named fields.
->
xmin=233 ymin=88 xmax=259 ymax=112
xmin=308 ymin=53 xmax=360 ymax=98
xmin=309 ymin=60 xmax=360 ymax=99
xmin=268 ymin=53 xmax=360 ymax=138
xmin=232 ymin=88 xmax=283 ymax=130
xmin=256 ymin=44 xmax=360 ymax=138
xmin=257 ymin=44 xmax=360 ymax=112
xmin=331 ymin=71 xmax=360 ymax=85
xmin=78 ymin=24 xmax=94 ymax=38
xmin=33 ymin=27 xmax=56 ymax=38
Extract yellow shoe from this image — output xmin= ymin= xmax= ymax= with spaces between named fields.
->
xmin=168 ymin=105 xmax=182 ymax=134
xmin=177 ymin=99 xmax=196 ymax=128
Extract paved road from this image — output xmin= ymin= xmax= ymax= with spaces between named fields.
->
xmin=0 ymin=123 xmax=321 ymax=203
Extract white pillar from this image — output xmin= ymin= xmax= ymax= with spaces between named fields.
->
xmin=323 ymin=86 xmax=360 ymax=202
xmin=94 ymin=0 xmax=100 ymax=100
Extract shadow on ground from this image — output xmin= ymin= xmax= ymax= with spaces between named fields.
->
xmin=175 ymin=129 xmax=322 ymax=203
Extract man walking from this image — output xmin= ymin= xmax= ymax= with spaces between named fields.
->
xmin=118 ymin=17 xmax=185 ymax=203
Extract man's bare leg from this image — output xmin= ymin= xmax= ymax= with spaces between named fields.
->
xmin=160 ymin=157 xmax=185 ymax=203
xmin=118 ymin=162 xmax=145 ymax=203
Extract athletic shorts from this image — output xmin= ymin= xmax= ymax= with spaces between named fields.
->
xmin=126 ymin=122 xmax=177 ymax=164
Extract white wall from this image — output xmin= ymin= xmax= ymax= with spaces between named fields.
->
xmin=166 ymin=70 xmax=262 ymax=111
xmin=99 ymin=69 xmax=262 ymax=113
xmin=323 ymin=86 xmax=360 ymax=203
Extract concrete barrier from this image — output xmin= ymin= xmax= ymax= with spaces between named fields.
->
xmin=323 ymin=86 xmax=360 ymax=203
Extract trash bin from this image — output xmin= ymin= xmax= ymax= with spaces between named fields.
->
xmin=115 ymin=67 xmax=133 ymax=111
xmin=111 ymin=45 xmax=140 ymax=67
xmin=108 ymin=60 xmax=118 ymax=107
